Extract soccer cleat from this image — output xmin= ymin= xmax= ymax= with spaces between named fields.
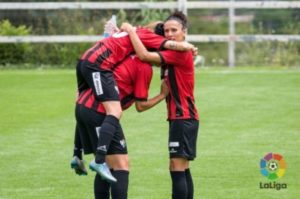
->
xmin=70 ymin=156 xmax=88 ymax=176
xmin=89 ymin=160 xmax=117 ymax=183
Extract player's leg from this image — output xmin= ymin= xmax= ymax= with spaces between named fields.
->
xmin=169 ymin=158 xmax=188 ymax=199
xmin=185 ymin=168 xmax=194 ymax=199
xmin=70 ymin=122 xmax=87 ymax=175
xmin=92 ymin=70 xmax=122 ymax=165
xmin=90 ymin=102 xmax=122 ymax=183
xmin=79 ymin=63 xmax=122 ymax=162
xmin=79 ymin=62 xmax=121 ymax=182
xmin=71 ymin=60 xmax=90 ymax=175
xmin=169 ymin=160 xmax=194 ymax=199
xmin=168 ymin=120 xmax=188 ymax=199
xmin=168 ymin=119 xmax=199 ymax=199
xmin=184 ymin=120 xmax=199 ymax=199
xmin=106 ymin=125 xmax=129 ymax=199
xmin=95 ymin=101 xmax=122 ymax=164
xmin=94 ymin=174 xmax=110 ymax=199
xmin=73 ymin=124 xmax=83 ymax=160
xmin=76 ymin=103 xmax=117 ymax=183
xmin=78 ymin=108 xmax=114 ymax=197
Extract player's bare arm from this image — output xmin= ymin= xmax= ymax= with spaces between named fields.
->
xmin=164 ymin=40 xmax=197 ymax=53
xmin=135 ymin=80 xmax=169 ymax=112
xmin=121 ymin=22 xmax=162 ymax=64
xmin=120 ymin=22 xmax=197 ymax=62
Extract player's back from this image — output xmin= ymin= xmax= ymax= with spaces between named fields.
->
xmin=114 ymin=55 xmax=153 ymax=110
xmin=80 ymin=28 xmax=166 ymax=71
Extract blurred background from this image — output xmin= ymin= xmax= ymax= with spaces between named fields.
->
xmin=0 ymin=0 xmax=299 ymax=67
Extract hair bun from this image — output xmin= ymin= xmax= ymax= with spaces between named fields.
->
xmin=165 ymin=11 xmax=187 ymax=29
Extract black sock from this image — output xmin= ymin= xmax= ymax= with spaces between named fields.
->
xmin=73 ymin=124 xmax=83 ymax=159
xmin=111 ymin=170 xmax=129 ymax=199
xmin=170 ymin=171 xmax=188 ymax=199
xmin=95 ymin=115 xmax=120 ymax=163
xmin=94 ymin=174 xmax=110 ymax=199
xmin=185 ymin=169 xmax=194 ymax=199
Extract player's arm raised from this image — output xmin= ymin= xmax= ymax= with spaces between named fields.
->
xmin=120 ymin=22 xmax=197 ymax=64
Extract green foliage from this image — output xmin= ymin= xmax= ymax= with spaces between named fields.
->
xmin=253 ymin=9 xmax=300 ymax=34
xmin=0 ymin=20 xmax=31 ymax=65
xmin=0 ymin=20 xmax=31 ymax=35
xmin=196 ymin=43 xmax=228 ymax=67
xmin=24 ymin=43 xmax=91 ymax=68
xmin=236 ymin=42 xmax=300 ymax=67
xmin=189 ymin=10 xmax=228 ymax=34
xmin=116 ymin=8 xmax=171 ymax=26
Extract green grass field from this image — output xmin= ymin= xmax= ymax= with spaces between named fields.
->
xmin=0 ymin=67 xmax=299 ymax=199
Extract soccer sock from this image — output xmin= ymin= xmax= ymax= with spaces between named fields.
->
xmin=185 ymin=169 xmax=194 ymax=199
xmin=73 ymin=125 xmax=83 ymax=159
xmin=111 ymin=170 xmax=129 ymax=199
xmin=170 ymin=171 xmax=188 ymax=199
xmin=94 ymin=174 xmax=110 ymax=199
xmin=95 ymin=115 xmax=120 ymax=164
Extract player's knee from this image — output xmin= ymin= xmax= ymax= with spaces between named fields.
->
xmin=169 ymin=158 xmax=188 ymax=171
xmin=107 ymin=110 xmax=122 ymax=120
xmin=107 ymin=155 xmax=129 ymax=170
xmin=103 ymin=102 xmax=123 ymax=119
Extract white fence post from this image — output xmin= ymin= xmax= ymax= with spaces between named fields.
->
xmin=228 ymin=0 xmax=236 ymax=67
xmin=178 ymin=0 xmax=187 ymax=15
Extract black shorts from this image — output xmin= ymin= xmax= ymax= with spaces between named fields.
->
xmin=76 ymin=60 xmax=119 ymax=102
xmin=75 ymin=104 xmax=127 ymax=155
xmin=168 ymin=119 xmax=199 ymax=161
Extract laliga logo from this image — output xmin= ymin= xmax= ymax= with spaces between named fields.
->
xmin=259 ymin=153 xmax=287 ymax=190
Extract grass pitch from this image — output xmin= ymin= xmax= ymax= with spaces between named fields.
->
xmin=0 ymin=67 xmax=299 ymax=199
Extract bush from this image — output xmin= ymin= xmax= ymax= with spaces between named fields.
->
xmin=0 ymin=20 xmax=31 ymax=65
xmin=25 ymin=43 xmax=91 ymax=68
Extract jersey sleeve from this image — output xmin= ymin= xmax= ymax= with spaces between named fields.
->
xmin=137 ymin=28 xmax=167 ymax=50
xmin=133 ymin=61 xmax=153 ymax=101
xmin=158 ymin=50 xmax=192 ymax=67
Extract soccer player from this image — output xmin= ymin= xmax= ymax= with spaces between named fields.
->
xmin=75 ymin=20 xmax=197 ymax=182
xmin=74 ymin=55 xmax=169 ymax=199
xmin=121 ymin=11 xmax=199 ymax=199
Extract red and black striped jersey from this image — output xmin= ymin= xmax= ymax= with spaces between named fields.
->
xmin=158 ymin=50 xmax=199 ymax=120
xmin=77 ymin=55 xmax=153 ymax=113
xmin=80 ymin=28 xmax=167 ymax=71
